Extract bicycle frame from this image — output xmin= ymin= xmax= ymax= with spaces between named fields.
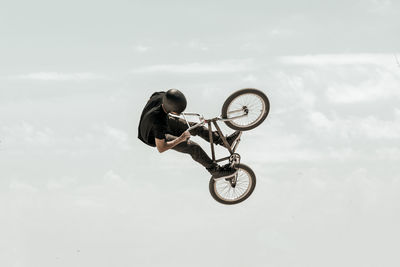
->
xmin=169 ymin=112 xmax=244 ymax=164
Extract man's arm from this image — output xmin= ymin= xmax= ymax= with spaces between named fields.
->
xmin=155 ymin=131 xmax=190 ymax=153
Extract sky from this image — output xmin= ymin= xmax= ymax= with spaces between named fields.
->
xmin=1 ymin=0 xmax=400 ymax=266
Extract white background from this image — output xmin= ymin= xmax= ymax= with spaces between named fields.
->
xmin=1 ymin=0 xmax=400 ymax=266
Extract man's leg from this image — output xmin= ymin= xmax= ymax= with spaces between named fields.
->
xmin=165 ymin=134 xmax=216 ymax=170
xmin=164 ymin=133 xmax=238 ymax=179
xmin=167 ymin=116 xmax=220 ymax=143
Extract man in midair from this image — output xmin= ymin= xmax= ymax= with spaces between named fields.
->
xmin=138 ymin=89 xmax=240 ymax=179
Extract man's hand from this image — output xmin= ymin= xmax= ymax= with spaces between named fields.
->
xmin=179 ymin=130 xmax=191 ymax=142
xmin=155 ymin=130 xmax=191 ymax=153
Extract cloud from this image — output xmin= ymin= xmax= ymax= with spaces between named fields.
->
xmin=326 ymin=83 xmax=378 ymax=104
xmin=70 ymin=170 xmax=138 ymax=213
xmin=188 ymin=40 xmax=209 ymax=51
xmin=133 ymin=45 xmax=150 ymax=52
xmin=103 ymin=170 xmax=129 ymax=189
xmin=13 ymin=72 xmax=105 ymax=81
xmin=360 ymin=115 xmax=400 ymax=139
xmin=242 ymin=130 xmax=325 ymax=163
xmin=325 ymin=68 xmax=400 ymax=103
xmin=131 ymin=59 xmax=254 ymax=74
xmin=9 ymin=180 xmax=38 ymax=193
xmin=1 ymin=122 xmax=132 ymax=152
xmin=376 ymin=147 xmax=400 ymax=160
xmin=273 ymin=71 xmax=317 ymax=111
xmin=368 ymin=0 xmax=393 ymax=14
xmin=103 ymin=124 xmax=131 ymax=150
xmin=308 ymin=111 xmax=333 ymax=130
xmin=1 ymin=122 xmax=55 ymax=146
xmin=269 ymin=28 xmax=293 ymax=37
xmin=279 ymin=54 xmax=395 ymax=66
xmin=241 ymin=74 xmax=258 ymax=82
xmin=308 ymin=111 xmax=400 ymax=140
xmin=275 ymin=54 xmax=400 ymax=105
xmin=46 ymin=176 xmax=77 ymax=190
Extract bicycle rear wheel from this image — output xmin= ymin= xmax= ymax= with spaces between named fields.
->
xmin=209 ymin=163 xmax=256 ymax=205
xmin=221 ymin=88 xmax=269 ymax=131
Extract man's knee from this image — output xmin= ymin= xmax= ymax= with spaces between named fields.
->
xmin=186 ymin=139 xmax=199 ymax=147
xmin=171 ymin=138 xmax=196 ymax=153
xmin=187 ymin=140 xmax=205 ymax=156
xmin=177 ymin=139 xmax=199 ymax=152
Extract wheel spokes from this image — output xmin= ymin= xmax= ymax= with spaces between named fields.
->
xmin=226 ymin=93 xmax=265 ymax=128
xmin=214 ymin=169 xmax=252 ymax=202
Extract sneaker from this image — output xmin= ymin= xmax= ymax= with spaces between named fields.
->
xmin=216 ymin=130 xmax=241 ymax=148
xmin=207 ymin=164 xmax=238 ymax=179
xmin=220 ymin=163 xmax=233 ymax=169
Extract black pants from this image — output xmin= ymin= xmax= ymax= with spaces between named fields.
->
xmin=165 ymin=116 xmax=220 ymax=169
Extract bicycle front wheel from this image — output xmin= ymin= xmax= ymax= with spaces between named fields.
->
xmin=209 ymin=164 xmax=256 ymax=205
xmin=221 ymin=88 xmax=270 ymax=131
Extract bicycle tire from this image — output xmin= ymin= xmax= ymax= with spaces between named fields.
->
xmin=209 ymin=163 xmax=256 ymax=205
xmin=221 ymin=88 xmax=270 ymax=131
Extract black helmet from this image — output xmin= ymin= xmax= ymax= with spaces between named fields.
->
xmin=162 ymin=89 xmax=187 ymax=114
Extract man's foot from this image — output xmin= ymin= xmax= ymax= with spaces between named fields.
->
xmin=207 ymin=164 xmax=238 ymax=179
xmin=217 ymin=130 xmax=241 ymax=148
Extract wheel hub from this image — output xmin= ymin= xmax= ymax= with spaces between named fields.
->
xmin=225 ymin=174 xmax=237 ymax=187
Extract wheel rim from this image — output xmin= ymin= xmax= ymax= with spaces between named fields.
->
xmin=213 ymin=168 xmax=252 ymax=202
xmin=226 ymin=93 xmax=265 ymax=128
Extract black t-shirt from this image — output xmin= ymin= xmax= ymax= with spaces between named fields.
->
xmin=138 ymin=92 xmax=168 ymax=147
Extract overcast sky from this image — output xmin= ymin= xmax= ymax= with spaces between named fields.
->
xmin=1 ymin=0 xmax=400 ymax=266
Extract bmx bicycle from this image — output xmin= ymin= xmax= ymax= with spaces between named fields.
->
xmin=169 ymin=88 xmax=270 ymax=205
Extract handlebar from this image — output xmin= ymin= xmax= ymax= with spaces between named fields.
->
xmin=170 ymin=111 xmax=244 ymax=128
xmin=169 ymin=111 xmax=246 ymax=132
xmin=168 ymin=112 xmax=206 ymax=132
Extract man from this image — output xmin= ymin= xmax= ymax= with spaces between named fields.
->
xmin=138 ymin=89 xmax=241 ymax=179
